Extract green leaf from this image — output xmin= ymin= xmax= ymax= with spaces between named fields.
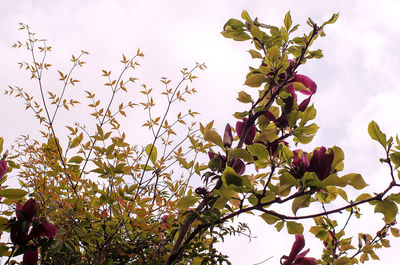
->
xmin=292 ymin=194 xmax=311 ymax=215
xmin=228 ymin=148 xmax=254 ymax=163
xmin=302 ymin=172 xmax=322 ymax=188
xmin=299 ymin=104 xmax=316 ymax=127
xmin=331 ymin=146 xmax=345 ymax=172
xmin=68 ymin=156 xmax=84 ymax=164
xmin=247 ymin=143 xmax=269 ymax=160
xmin=284 ymin=11 xmax=292 ymax=30
xmin=388 ymin=193 xmax=400 ymax=204
xmin=223 ymin=18 xmax=245 ymax=30
xmin=222 ymin=167 xmax=243 ymax=191
xmin=176 ymin=196 xmax=198 ymax=210
xmin=0 ymin=189 xmax=27 ymax=199
xmin=287 ymin=221 xmax=304 ymax=234
xmin=342 ymin=173 xmax=368 ymax=190
xmin=322 ymin=13 xmax=340 ymax=26
xmin=280 ymin=172 xmax=299 ymax=187
xmin=355 ymin=193 xmax=373 ymax=202
xmin=244 ymin=73 xmax=268 ymax=87
xmin=248 ymin=49 xmax=262 ymax=59
xmin=368 ymin=120 xmax=386 ymax=149
xmin=254 ymin=126 xmax=279 ymax=143
xmin=204 ymin=129 xmax=223 ymax=148
xmin=261 ymin=212 xmax=281 ymax=224
xmin=0 ymin=137 xmax=3 ymax=154
xmin=322 ymin=174 xmax=346 ymax=188
xmin=145 ymin=144 xmax=158 ymax=165
xmin=213 ymin=196 xmax=228 ymax=210
xmin=390 ymin=152 xmax=400 ymax=169
xmin=374 ymin=199 xmax=398 ymax=224
xmin=233 ymin=111 xmax=249 ymax=119
xmin=237 ymin=91 xmax=252 ymax=103
xmin=267 ymin=46 xmax=280 ymax=63
xmin=241 ymin=10 xmax=252 ymax=23
xmin=293 ymin=123 xmax=319 ymax=144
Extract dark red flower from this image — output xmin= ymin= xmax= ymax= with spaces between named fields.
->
xmin=286 ymin=74 xmax=317 ymax=100
xmin=10 ymin=219 xmax=28 ymax=246
xmin=308 ymin=147 xmax=334 ymax=180
xmin=231 ymin=158 xmax=246 ymax=175
xmin=264 ymin=111 xmax=276 ymax=122
xmin=223 ymin=123 xmax=233 ymax=148
xmin=298 ymin=97 xmax=311 ymax=112
xmin=22 ymin=246 xmax=38 ymax=265
xmin=0 ymin=160 xmax=6 ymax=179
xmin=281 ymin=235 xmax=317 ymax=265
xmin=28 ymin=219 xmax=58 ymax=240
xmin=290 ymin=150 xmax=310 ymax=179
xmin=236 ymin=118 xmax=256 ymax=145
xmin=16 ymin=199 xmax=37 ymax=222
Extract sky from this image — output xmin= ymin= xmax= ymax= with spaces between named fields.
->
xmin=1 ymin=0 xmax=400 ymax=264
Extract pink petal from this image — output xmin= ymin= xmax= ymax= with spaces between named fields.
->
xmin=0 ymin=160 xmax=7 ymax=179
xmin=294 ymin=74 xmax=317 ymax=95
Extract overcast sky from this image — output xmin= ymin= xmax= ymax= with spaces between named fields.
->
xmin=1 ymin=0 xmax=400 ymax=264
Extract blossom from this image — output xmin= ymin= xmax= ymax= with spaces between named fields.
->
xmin=291 ymin=150 xmax=310 ymax=179
xmin=0 ymin=160 xmax=6 ymax=179
xmin=22 ymin=246 xmax=38 ymax=265
xmin=27 ymin=219 xmax=58 ymax=240
xmin=232 ymin=158 xmax=246 ymax=175
xmin=16 ymin=198 xmax=37 ymax=222
xmin=236 ymin=118 xmax=256 ymax=145
xmin=223 ymin=123 xmax=233 ymax=148
xmin=308 ymin=147 xmax=334 ymax=180
xmin=298 ymin=97 xmax=311 ymax=112
xmin=281 ymin=235 xmax=317 ymax=265
xmin=286 ymin=74 xmax=317 ymax=100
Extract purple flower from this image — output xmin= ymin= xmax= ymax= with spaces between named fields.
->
xmin=223 ymin=123 xmax=233 ymax=148
xmin=281 ymin=235 xmax=317 ymax=265
xmin=291 ymin=150 xmax=310 ymax=179
xmin=22 ymin=247 xmax=38 ymax=265
xmin=308 ymin=147 xmax=334 ymax=180
xmin=298 ymin=97 xmax=311 ymax=112
xmin=287 ymin=74 xmax=317 ymax=100
xmin=16 ymin=199 xmax=37 ymax=222
xmin=231 ymin=158 xmax=246 ymax=175
xmin=0 ymin=160 xmax=6 ymax=179
xmin=236 ymin=118 xmax=256 ymax=145
xmin=27 ymin=219 xmax=58 ymax=240
xmin=10 ymin=219 xmax=27 ymax=246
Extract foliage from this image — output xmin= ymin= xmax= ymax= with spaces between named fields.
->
xmin=0 ymin=11 xmax=400 ymax=265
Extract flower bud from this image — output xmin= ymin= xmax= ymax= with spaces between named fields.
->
xmin=223 ymin=123 xmax=233 ymax=148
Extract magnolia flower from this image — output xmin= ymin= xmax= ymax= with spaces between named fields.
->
xmin=286 ymin=74 xmax=317 ymax=100
xmin=236 ymin=118 xmax=256 ymax=145
xmin=308 ymin=147 xmax=334 ymax=181
xmin=223 ymin=123 xmax=233 ymax=148
xmin=290 ymin=147 xmax=334 ymax=181
xmin=231 ymin=158 xmax=246 ymax=175
xmin=281 ymin=235 xmax=317 ymax=265
xmin=298 ymin=97 xmax=311 ymax=112
xmin=16 ymin=199 xmax=37 ymax=222
xmin=291 ymin=150 xmax=310 ymax=179
xmin=22 ymin=247 xmax=38 ymax=265
xmin=0 ymin=160 xmax=6 ymax=179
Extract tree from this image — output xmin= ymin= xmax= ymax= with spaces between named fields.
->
xmin=1 ymin=10 xmax=400 ymax=265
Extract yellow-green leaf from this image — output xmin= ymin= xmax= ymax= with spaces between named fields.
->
xmin=176 ymin=196 xmax=198 ymax=210
xmin=368 ymin=120 xmax=386 ymax=149
xmin=204 ymin=129 xmax=223 ymax=148
xmin=287 ymin=221 xmax=304 ymax=234
xmin=244 ymin=73 xmax=268 ymax=88
xmin=0 ymin=189 xmax=27 ymax=199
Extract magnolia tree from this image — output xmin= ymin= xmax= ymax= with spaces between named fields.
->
xmin=1 ymin=10 xmax=400 ymax=265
